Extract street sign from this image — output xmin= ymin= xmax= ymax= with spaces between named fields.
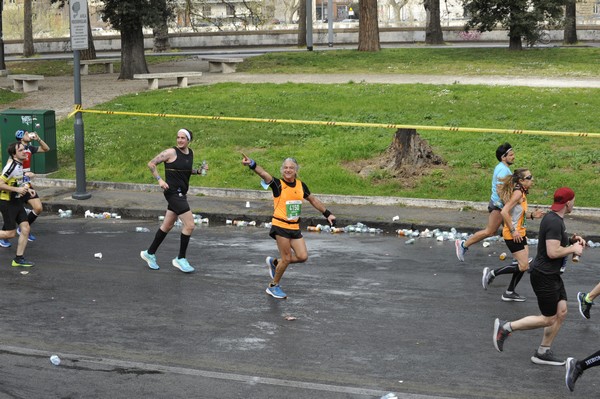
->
xmin=69 ymin=0 xmax=89 ymax=50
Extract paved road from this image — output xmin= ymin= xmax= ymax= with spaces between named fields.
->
xmin=1 ymin=216 xmax=599 ymax=398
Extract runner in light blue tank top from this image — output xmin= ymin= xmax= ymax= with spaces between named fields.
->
xmin=455 ymin=142 xmax=515 ymax=262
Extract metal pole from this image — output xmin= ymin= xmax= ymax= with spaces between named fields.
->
xmin=306 ymin=0 xmax=313 ymax=51
xmin=327 ymin=0 xmax=334 ymax=46
xmin=72 ymin=49 xmax=91 ymax=200
xmin=0 ymin=1 xmax=6 ymax=72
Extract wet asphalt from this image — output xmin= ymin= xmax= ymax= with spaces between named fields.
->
xmin=0 ymin=205 xmax=599 ymax=398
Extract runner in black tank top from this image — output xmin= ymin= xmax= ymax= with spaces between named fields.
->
xmin=140 ymin=128 xmax=206 ymax=274
xmin=164 ymin=146 xmax=193 ymax=197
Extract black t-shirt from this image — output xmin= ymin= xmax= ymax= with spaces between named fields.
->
xmin=531 ymin=211 xmax=570 ymax=275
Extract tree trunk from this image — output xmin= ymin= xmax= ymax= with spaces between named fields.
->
xmin=424 ymin=0 xmax=443 ymax=45
xmin=357 ymin=0 xmax=380 ymax=51
xmin=23 ymin=0 xmax=34 ymax=57
xmin=564 ymin=0 xmax=577 ymax=44
xmin=81 ymin=8 xmax=97 ymax=61
xmin=119 ymin=22 xmax=149 ymax=79
xmin=297 ymin=0 xmax=307 ymax=46
xmin=153 ymin=22 xmax=171 ymax=52
xmin=508 ymin=35 xmax=523 ymax=50
xmin=387 ymin=128 xmax=444 ymax=171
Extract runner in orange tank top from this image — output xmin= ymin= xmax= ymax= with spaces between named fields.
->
xmin=242 ymin=154 xmax=336 ymax=299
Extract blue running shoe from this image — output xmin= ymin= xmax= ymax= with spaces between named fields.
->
xmin=266 ymin=284 xmax=287 ymax=299
xmin=12 ymin=256 xmax=35 ymax=267
xmin=0 ymin=239 xmax=11 ymax=248
xmin=16 ymin=227 xmax=35 ymax=242
xmin=172 ymin=257 xmax=195 ymax=273
xmin=140 ymin=250 xmax=159 ymax=270
xmin=266 ymin=256 xmax=277 ymax=279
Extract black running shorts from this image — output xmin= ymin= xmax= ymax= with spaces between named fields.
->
xmin=530 ymin=268 xmax=567 ymax=317
xmin=269 ymin=225 xmax=303 ymax=240
xmin=0 ymin=200 xmax=28 ymax=231
xmin=505 ymin=237 xmax=528 ymax=253
xmin=164 ymin=192 xmax=191 ymax=215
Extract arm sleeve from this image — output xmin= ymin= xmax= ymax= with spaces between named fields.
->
xmin=271 ymin=179 xmax=282 ymax=198
xmin=302 ymin=181 xmax=311 ymax=198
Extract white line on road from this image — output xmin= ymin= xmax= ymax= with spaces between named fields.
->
xmin=0 ymin=344 xmax=457 ymax=399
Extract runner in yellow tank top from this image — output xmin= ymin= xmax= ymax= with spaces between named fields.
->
xmin=242 ymin=154 xmax=336 ymax=299
xmin=481 ymin=168 xmax=545 ymax=302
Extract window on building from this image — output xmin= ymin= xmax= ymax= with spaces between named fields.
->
xmin=594 ymin=1 xmax=600 ymax=14
xmin=202 ymin=4 xmax=211 ymax=17
xmin=226 ymin=4 xmax=235 ymax=17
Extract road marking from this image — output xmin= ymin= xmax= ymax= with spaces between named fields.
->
xmin=1 ymin=344 xmax=456 ymax=399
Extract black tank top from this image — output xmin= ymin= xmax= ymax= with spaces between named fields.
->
xmin=165 ymin=147 xmax=194 ymax=196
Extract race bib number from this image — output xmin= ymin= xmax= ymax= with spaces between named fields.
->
xmin=286 ymin=200 xmax=302 ymax=220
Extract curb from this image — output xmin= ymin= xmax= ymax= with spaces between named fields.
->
xmin=35 ymin=177 xmax=600 ymax=218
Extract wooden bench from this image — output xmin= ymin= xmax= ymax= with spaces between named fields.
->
xmin=69 ymin=58 xmax=120 ymax=75
xmin=200 ymin=57 xmax=244 ymax=74
xmin=133 ymin=72 xmax=203 ymax=90
xmin=7 ymin=74 xmax=44 ymax=93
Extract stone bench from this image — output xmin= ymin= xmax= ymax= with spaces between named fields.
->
xmin=200 ymin=57 xmax=244 ymax=74
xmin=69 ymin=58 xmax=120 ymax=75
xmin=7 ymin=74 xmax=44 ymax=93
xmin=133 ymin=72 xmax=203 ymax=90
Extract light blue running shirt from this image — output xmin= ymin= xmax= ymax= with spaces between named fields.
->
xmin=490 ymin=162 xmax=512 ymax=208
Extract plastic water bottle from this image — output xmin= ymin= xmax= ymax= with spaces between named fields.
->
xmin=405 ymin=238 xmax=415 ymax=244
xmin=201 ymin=160 xmax=207 ymax=176
xmin=50 ymin=355 xmax=61 ymax=366
xmin=380 ymin=393 xmax=398 ymax=399
xmin=136 ymin=227 xmax=151 ymax=233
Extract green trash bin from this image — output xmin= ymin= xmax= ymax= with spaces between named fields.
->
xmin=0 ymin=109 xmax=58 ymax=174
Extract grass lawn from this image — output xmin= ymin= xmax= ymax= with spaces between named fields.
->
xmin=3 ymin=47 xmax=600 ymax=207
xmin=53 ymin=81 xmax=599 ymax=207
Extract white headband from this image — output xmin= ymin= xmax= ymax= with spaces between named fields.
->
xmin=178 ymin=128 xmax=191 ymax=141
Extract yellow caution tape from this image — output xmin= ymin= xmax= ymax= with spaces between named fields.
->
xmin=70 ymin=107 xmax=600 ymax=138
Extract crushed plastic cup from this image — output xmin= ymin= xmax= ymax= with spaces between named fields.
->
xmin=405 ymin=238 xmax=415 ymax=244
xmin=135 ymin=227 xmax=151 ymax=233
xmin=245 ymin=201 xmax=250 ymax=208
xmin=94 ymin=253 xmax=102 ymax=259
xmin=58 ymin=209 xmax=72 ymax=218
xmin=392 ymin=215 xmax=400 ymax=221
xmin=482 ymin=242 xmax=491 ymax=248
xmin=50 ymin=355 xmax=61 ymax=366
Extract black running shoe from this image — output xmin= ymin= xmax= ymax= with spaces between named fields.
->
xmin=577 ymin=292 xmax=593 ymax=320
xmin=493 ymin=318 xmax=510 ymax=352
xmin=531 ymin=349 xmax=565 ymax=366
xmin=502 ymin=291 xmax=526 ymax=302
xmin=565 ymin=357 xmax=583 ymax=392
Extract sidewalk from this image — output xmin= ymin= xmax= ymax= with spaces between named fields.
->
xmin=35 ymin=178 xmax=600 ymax=241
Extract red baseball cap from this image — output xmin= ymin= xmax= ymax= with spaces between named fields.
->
xmin=550 ymin=187 xmax=575 ymax=212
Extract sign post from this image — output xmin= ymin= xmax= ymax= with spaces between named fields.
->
xmin=69 ymin=0 xmax=91 ymax=200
